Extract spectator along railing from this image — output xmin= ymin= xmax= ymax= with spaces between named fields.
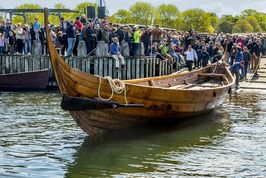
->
xmin=0 ymin=55 xmax=181 ymax=87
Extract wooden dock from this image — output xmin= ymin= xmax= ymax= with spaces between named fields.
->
xmin=239 ymin=58 xmax=266 ymax=91
xmin=0 ymin=55 xmax=181 ymax=87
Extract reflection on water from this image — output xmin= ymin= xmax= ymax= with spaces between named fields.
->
xmin=0 ymin=92 xmax=265 ymax=177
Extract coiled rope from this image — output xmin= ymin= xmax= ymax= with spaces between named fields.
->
xmin=96 ymin=75 xmax=128 ymax=104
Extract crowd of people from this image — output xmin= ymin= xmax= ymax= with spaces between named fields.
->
xmin=0 ymin=15 xmax=265 ymax=84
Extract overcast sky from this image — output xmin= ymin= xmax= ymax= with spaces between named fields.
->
xmin=0 ymin=0 xmax=266 ymax=16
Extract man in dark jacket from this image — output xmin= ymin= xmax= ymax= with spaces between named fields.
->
xmin=142 ymin=27 xmax=151 ymax=56
xmin=66 ymin=21 xmax=76 ymax=57
xmin=85 ymin=23 xmax=97 ymax=55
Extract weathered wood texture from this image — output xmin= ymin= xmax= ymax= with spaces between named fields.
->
xmin=0 ymin=55 xmax=181 ymax=87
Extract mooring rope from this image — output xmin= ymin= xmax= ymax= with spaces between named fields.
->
xmin=96 ymin=75 xmax=128 ymax=104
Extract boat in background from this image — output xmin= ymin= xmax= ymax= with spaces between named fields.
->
xmin=0 ymin=69 xmax=50 ymax=91
xmin=44 ymin=8 xmax=235 ymax=135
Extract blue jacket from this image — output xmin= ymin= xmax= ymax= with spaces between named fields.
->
xmin=110 ymin=43 xmax=121 ymax=55
xmin=230 ymin=63 xmax=241 ymax=73
xmin=235 ymin=51 xmax=243 ymax=63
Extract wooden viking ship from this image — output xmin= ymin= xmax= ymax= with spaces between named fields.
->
xmin=44 ymin=8 xmax=234 ymax=135
xmin=0 ymin=69 xmax=50 ymax=91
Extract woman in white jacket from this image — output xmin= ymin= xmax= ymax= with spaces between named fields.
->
xmin=184 ymin=45 xmax=198 ymax=71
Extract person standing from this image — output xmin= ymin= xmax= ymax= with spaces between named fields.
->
xmin=243 ymin=46 xmax=251 ymax=80
xmin=184 ymin=45 xmax=198 ymax=71
xmin=33 ymin=18 xmax=41 ymax=40
xmin=132 ymin=26 xmax=142 ymax=56
xmin=15 ymin=23 xmax=24 ymax=54
xmin=252 ymin=39 xmax=262 ymax=76
xmin=66 ymin=21 xmax=76 ymax=57
xmin=200 ymin=47 xmax=210 ymax=67
xmin=23 ymin=25 xmax=32 ymax=55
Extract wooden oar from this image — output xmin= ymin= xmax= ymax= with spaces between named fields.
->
xmin=61 ymin=94 xmax=144 ymax=111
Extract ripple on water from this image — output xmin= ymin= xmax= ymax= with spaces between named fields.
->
xmin=0 ymin=92 xmax=266 ymax=177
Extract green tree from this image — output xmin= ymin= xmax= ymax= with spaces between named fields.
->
xmin=181 ymin=8 xmax=211 ymax=32
xmin=220 ymin=15 xmax=239 ymax=23
xmin=157 ymin=4 xmax=181 ymax=28
xmin=232 ymin=19 xmax=253 ymax=33
xmin=246 ymin=16 xmax=262 ymax=32
xmin=110 ymin=9 xmax=132 ymax=24
xmin=129 ymin=2 xmax=154 ymax=25
xmin=207 ymin=12 xmax=219 ymax=28
xmin=216 ymin=20 xmax=234 ymax=33
xmin=13 ymin=3 xmax=43 ymax=24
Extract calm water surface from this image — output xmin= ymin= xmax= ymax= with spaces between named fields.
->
xmin=0 ymin=91 xmax=265 ymax=177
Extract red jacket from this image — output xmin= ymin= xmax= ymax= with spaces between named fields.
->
xmin=74 ymin=20 xmax=83 ymax=30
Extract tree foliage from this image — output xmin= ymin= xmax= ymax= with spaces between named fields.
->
xmin=181 ymin=8 xmax=211 ymax=32
xmin=129 ymin=2 xmax=154 ymax=25
xmin=232 ymin=19 xmax=253 ymax=33
xmin=216 ymin=20 xmax=234 ymax=33
xmin=13 ymin=3 xmax=43 ymax=24
xmin=110 ymin=9 xmax=132 ymax=24
xmin=156 ymin=4 xmax=181 ymax=28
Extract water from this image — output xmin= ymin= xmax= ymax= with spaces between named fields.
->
xmin=0 ymin=91 xmax=265 ymax=177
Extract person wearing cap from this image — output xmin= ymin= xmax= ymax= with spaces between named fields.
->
xmin=110 ymin=37 xmax=125 ymax=71
xmin=57 ymin=31 xmax=68 ymax=56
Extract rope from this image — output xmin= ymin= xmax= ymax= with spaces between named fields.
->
xmin=96 ymin=75 xmax=128 ymax=104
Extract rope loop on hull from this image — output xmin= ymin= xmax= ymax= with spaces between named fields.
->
xmin=96 ymin=75 xmax=128 ymax=104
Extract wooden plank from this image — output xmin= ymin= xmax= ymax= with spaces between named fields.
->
xmin=9 ymin=56 xmax=14 ymax=74
xmin=5 ymin=56 xmax=9 ymax=74
xmin=20 ymin=56 xmax=25 ymax=72
xmin=81 ymin=58 xmax=86 ymax=72
xmin=103 ymin=58 xmax=108 ymax=77
xmin=122 ymin=58 xmax=127 ymax=80
xmin=198 ymin=73 xmax=226 ymax=77
xmin=73 ymin=57 xmax=77 ymax=69
xmin=16 ymin=56 xmax=20 ymax=73
xmin=28 ymin=55 xmax=33 ymax=71
xmin=140 ymin=58 xmax=145 ymax=78
xmin=132 ymin=58 xmax=136 ymax=79
xmin=164 ymin=61 xmax=168 ymax=75
xmin=94 ymin=57 xmax=99 ymax=75
xmin=108 ymin=57 xmax=112 ymax=77
xmin=152 ymin=58 xmax=156 ymax=77
xmin=145 ymin=58 xmax=149 ymax=78
xmin=99 ymin=58 xmax=103 ymax=77
xmin=136 ymin=58 xmax=140 ymax=79
xmin=1 ymin=57 xmax=6 ymax=74
xmin=25 ymin=56 xmax=29 ymax=72
xmin=40 ymin=56 xmax=44 ymax=69
xmin=112 ymin=58 xmax=117 ymax=78
xmin=126 ymin=57 xmax=131 ymax=79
